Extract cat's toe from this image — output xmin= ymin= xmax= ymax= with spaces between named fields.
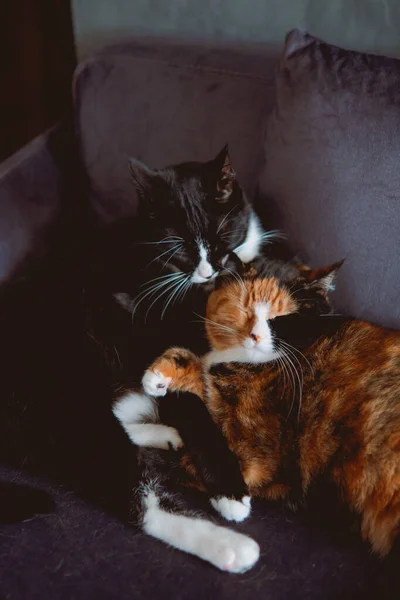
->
xmin=154 ymin=426 xmax=184 ymax=450
xmin=165 ymin=427 xmax=184 ymax=451
xmin=142 ymin=370 xmax=171 ymax=397
xmin=210 ymin=496 xmax=251 ymax=522
xmin=212 ymin=532 xmax=260 ymax=573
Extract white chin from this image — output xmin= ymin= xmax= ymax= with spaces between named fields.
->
xmin=244 ymin=346 xmax=274 ymax=362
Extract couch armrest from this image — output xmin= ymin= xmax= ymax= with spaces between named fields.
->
xmin=0 ymin=125 xmax=74 ymax=285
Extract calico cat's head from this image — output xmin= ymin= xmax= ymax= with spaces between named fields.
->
xmin=205 ymin=259 xmax=343 ymax=361
xmin=129 ymin=147 xmax=265 ymax=286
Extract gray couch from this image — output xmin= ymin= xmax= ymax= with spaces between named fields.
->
xmin=0 ymin=36 xmax=398 ymax=600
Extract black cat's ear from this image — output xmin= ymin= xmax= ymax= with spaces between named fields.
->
xmin=212 ymin=145 xmax=236 ymax=203
xmin=128 ymin=158 xmax=157 ymax=197
xmin=302 ymin=260 xmax=345 ymax=293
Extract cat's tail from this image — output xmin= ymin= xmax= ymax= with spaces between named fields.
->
xmin=135 ymin=476 xmax=259 ymax=574
xmin=0 ymin=481 xmax=55 ymax=524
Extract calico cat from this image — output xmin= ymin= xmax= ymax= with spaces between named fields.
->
xmin=114 ymin=258 xmax=400 ymax=572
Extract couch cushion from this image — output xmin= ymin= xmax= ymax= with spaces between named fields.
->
xmin=258 ymin=29 xmax=400 ymax=328
xmin=73 ymin=38 xmax=279 ymax=222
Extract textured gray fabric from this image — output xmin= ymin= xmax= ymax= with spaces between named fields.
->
xmin=73 ymin=38 xmax=279 ymax=222
xmin=259 ymin=29 xmax=400 ymax=328
xmin=0 ymin=129 xmax=63 ymax=284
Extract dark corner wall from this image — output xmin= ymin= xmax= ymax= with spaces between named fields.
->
xmin=1 ymin=1 xmax=77 ymax=162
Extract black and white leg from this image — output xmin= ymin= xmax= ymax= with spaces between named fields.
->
xmin=112 ymin=390 xmax=183 ymax=450
xmin=135 ymin=476 xmax=259 ymax=573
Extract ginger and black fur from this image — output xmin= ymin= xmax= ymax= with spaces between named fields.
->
xmin=136 ymin=259 xmax=400 ymax=558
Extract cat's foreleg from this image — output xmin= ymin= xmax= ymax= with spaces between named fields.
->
xmin=142 ymin=347 xmax=204 ymax=398
xmin=112 ymin=391 xmax=183 ymax=450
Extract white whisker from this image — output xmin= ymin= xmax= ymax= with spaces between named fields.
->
xmin=222 ymin=267 xmax=247 ymax=294
xmin=139 ymin=272 xmax=182 ymax=289
xmin=193 ymin=313 xmax=237 ymax=335
xmin=279 ymin=346 xmax=303 ymax=420
xmin=144 ymin=273 xmax=185 ymax=323
xmin=279 ymin=340 xmax=314 ymax=377
xmin=260 ymin=230 xmax=286 ymax=243
xmin=132 ymin=273 xmax=185 ymax=319
xmin=161 ymin=275 xmax=191 ymax=319
xmin=163 ymin=244 xmax=183 ymax=268
xmin=217 ymin=205 xmax=238 ymax=233
xmin=146 ymin=243 xmax=183 ymax=268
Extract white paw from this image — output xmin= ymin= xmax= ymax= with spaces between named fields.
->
xmin=155 ymin=426 xmax=184 ymax=450
xmin=210 ymin=496 xmax=251 ymax=522
xmin=142 ymin=369 xmax=171 ymax=397
xmin=211 ymin=530 xmax=260 ymax=573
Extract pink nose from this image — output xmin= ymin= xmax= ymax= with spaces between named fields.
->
xmin=251 ymin=333 xmax=261 ymax=344
xmin=198 ymin=262 xmax=213 ymax=279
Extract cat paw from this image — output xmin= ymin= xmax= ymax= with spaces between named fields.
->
xmin=211 ymin=531 xmax=259 ymax=573
xmin=157 ymin=426 xmax=184 ymax=451
xmin=210 ymin=496 xmax=252 ymax=522
xmin=142 ymin=369 xmax=171 ymax=397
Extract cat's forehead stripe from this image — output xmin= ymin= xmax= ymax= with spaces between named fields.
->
xmin=254 ymin=303 xmax=270 ymax=320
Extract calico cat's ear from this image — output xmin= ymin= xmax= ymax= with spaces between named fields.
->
xmin=301 ymin=260 xmax=345 ymax=293
xmin=129 ymin=158 xmax=157 ymax=197
xmin=216 ymin=252 xmax=246 ymax=288
xmin=212 ymin=145 xmax=236 ymax=203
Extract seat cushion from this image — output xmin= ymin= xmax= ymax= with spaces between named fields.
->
xmin=258 ymin=29 xmax=400 ymax=328
xmin=73 ymin=38 xmax=279 ymax=222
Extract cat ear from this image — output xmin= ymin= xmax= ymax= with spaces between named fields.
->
xmin=302 ymin=260 xmax=345 ymax=293
xmin=212 ymin=145 xmax=236 ymax=203
xmin=128 ymin=158 xmax=157 ymax=197
xmin=215 ymin=252 xmax=246 ymax=288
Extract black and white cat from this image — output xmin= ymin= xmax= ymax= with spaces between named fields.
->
xmin=90 ymin=150 xmax=284 ymax=573
xmin=95 ymin=146 xmax=272 ymax=322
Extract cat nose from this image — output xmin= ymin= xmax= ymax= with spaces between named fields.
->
xmin=251 ymin=333 xmax=261 ymax=344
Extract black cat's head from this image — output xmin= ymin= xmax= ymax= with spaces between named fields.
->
xmin=129 ymin=146 xmax=264 ymax=287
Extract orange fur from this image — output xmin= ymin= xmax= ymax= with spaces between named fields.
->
xmin=205 ymin=277 xmax=297 ymax=351
xmin=148 ymin=273 xmax=400 ymax=556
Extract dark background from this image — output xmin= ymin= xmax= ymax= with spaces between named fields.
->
xmin=0 ymin=1 xmax=76 ymax=162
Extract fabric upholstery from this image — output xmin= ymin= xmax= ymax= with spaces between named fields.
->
xmin=0 ymin=465 xmax=399 ymax=600
xmin=258 ymin=29 xmax=400 ymax=328
xmin=74 ymin=38 xmax=279 ymax=221
xmin=0 ymin=34 xmax=400 ymax=600
xmin=0 ymin=128 xmax=63 ymax=284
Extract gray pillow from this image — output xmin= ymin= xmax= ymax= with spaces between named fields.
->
xmin=258 ymin=29 xmax=400 ymax=328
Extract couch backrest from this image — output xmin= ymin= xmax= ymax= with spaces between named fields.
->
xmin=73 ymin=37 xmax=279 ymax=222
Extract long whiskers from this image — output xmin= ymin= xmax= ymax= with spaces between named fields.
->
xmin=193 ymin=313 xmax=237 ymax=335
xmin=217 ymin=205 xmax=238 ymax=233
xmin=221 ymin=266 xmax=247 ymax=294
xmin=146 ymin=243 xmax=183 ymax=268
xmin=131 ymin=272 xmax=185 ymax=320
xmin=260 ymin=230 xmax=286 ymax=244
xmin=161 ymin=274 xmax=192 ymax=319
xmin=138 ymin=235 xmax=183 ymax=246
xmin=277 ymin=344 xmax=304 ymax=420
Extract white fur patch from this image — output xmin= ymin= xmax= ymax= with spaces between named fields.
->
xmin=192 ymin=242 xmax=217 ymax=284
xmin=143 ymin=492 xmax=259 ymax=573
xmin=142 ymin=370 xmax=171 ymax=397
xmin=234 ymin=211 xmax=263 ymax=263
xmin=124 ymin=423 xmax=183 ymax=449
xmin=243 ymin=302 xmax=273 ymax=356
xmin=112 ymin=391 xmax=183 ymax=449
xmin=112 ymin=391 xmax=158 ymax=425
xmin=211 ymin=496 xmax=252 ymax=522
xmin=205 ymin=345 xmax=277 ymax=366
